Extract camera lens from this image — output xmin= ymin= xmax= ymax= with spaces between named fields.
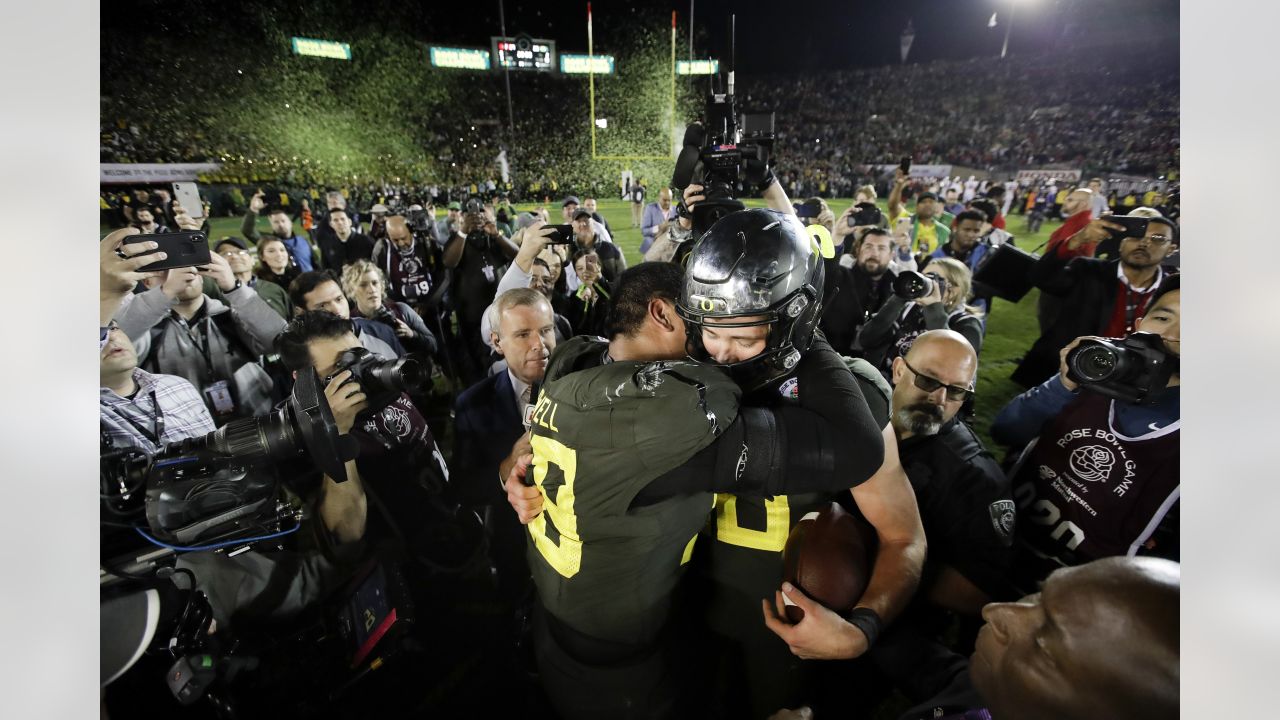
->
xmin=1070 ymin=345 xmax=1121 ymax=383
xmin=893 ymin=271 xmax=933 ymax=300
xmin=365 ymin=357 xmax=428 ymax=394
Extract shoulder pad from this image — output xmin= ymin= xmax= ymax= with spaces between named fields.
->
xmin=843 ymin=356 xmax=891 ymax=408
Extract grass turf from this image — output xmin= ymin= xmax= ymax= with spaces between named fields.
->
xmin=106 ymin=197 xmax=1055 ymax=450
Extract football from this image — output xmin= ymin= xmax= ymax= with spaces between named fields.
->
xmin=780 ymin=502 xmax=876 ymax=623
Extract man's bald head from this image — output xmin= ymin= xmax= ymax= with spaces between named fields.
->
xmin=890 ymin=330 xmax=978 ymax=438
xmin=973 ymin=556 xmax=1179 ymax=720
xmin=1063 ymin=188 xmax=1094 ymax=217
xmin=386 ymin=215 xmax=413 ymax=250
xmin=658 ymin=187 xmax=673 ymax=209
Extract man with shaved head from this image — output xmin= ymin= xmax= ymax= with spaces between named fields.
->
xmin=640 ymin=186 xmax=677 ymax=254
xmin=895 ymin=556 xmax=1179 ymax=720
xmin=373 ymin=214 xmax=444 ymax=309
xmin=859 ymin=329 xmax=1015 ymax=700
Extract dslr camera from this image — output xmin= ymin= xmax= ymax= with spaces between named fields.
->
xmin=405 ymin=205 xmax=434 ymax=234
xmin=893 ymin=270 xmax=947 ymax=301
xmin=672 ymin=75 xmax=776 ymax=235
xmin=326 ymin=346 xmax=429 ymax=410
xmin=1065 ymin=331 xmax=1177 ymax=404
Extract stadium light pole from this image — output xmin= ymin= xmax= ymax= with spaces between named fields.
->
xmin=498 ymin=0 xmax=516 ymax=139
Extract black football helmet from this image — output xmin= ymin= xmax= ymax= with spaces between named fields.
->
xmin=677 ymin=208 xmax=825 ymax=391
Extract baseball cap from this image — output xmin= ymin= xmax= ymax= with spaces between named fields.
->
xmin=214 ymin=237 xmax=248 ymax=252
xmin=517 ymin=212 xmax=540 ymax=231
xmin=370 ymin=203 xmax=388 ymax=213
xmin=447 ymin=201 xmax=462 ymax=211
xmin=562 ymin=196 xmax=581 ymax=208
xmin=916 ymin=192 xmax=939 ymax=202
xmin=572 ymin=209 xmax=593 ymax=222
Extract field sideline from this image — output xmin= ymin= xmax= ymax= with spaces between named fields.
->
xmin=103 ymin=197 xmax=1057 ymax=452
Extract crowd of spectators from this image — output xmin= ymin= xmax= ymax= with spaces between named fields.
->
xmin=101 ymin=44 xmax=1177 ymax=199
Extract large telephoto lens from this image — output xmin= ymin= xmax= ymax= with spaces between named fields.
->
xmin=893 ymin=271 xmax=933 ymax=300
xmin=365 ymin=357 xmax=428 ymax=394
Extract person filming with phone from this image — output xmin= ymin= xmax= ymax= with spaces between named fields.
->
xmin=1011 ymin=214 xmax=1177 ymax=388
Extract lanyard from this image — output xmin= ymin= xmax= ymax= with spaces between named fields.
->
xmin=116 ymin=389 xmax=165 ymax=445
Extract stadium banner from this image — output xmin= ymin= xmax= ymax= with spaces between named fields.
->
xmin=1016 ymin=168 xmax=1082 ymax=184
xmin=430 ymin=46 xmax=491 ymax=70
xmin=676 ymin=59 xmax=719 ymax=75
xmin=100 ymin=163 xmax=223 ymax=184
xmin=560 ymin=54 xmax=615 ymax=74
xmin=290 ymin=37 xmax=352 ymax=60
xmin=873 ymin=163 xmax=952 ymax=178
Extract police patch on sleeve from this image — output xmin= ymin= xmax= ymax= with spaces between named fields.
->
xmin=989 ymin=499 xmax=1016 ymax=546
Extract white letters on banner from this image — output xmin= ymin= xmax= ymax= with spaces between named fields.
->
xmin=100 ymin=163 xmax=222 ymax=184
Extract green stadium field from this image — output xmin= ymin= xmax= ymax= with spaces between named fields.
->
xmin=105 ymin=197 xmax=1055 ymax=451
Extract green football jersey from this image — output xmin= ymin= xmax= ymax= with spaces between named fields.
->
xmin=526 ymin=337 xmax=742 ymax=645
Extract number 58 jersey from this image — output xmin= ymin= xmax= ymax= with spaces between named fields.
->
xmin=526 ymin=337 xmax=741 ymax=646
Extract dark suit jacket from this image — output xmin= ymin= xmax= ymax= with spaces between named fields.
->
xmin=452 ymin=370 xmax=525 ymax=506
xmin=1012 ymin=246 xmax=1125 ymax=388
xmin=820 ymin=259 xmax=896 ymax=356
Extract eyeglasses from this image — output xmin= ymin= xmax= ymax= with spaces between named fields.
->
xmin=902 ymin=358 xmax=973 ymax=402
xmin=1126 ymin=234 xmax=1173 ymax=246
xmin=99 ymin=320 xmax=121 ymax=351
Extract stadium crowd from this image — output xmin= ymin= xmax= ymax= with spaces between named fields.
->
xmin=101 ymin=45 xmax=1177 ymax=199
xmin=101 ymin=138 xmax=1181 ymax=717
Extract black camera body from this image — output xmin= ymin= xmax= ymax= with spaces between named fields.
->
xmin=672 ymin=85 xmax=776 ymax=235
xmin=406 ymin=208 xmax=434 ymax=234
xmin=327 ymin=346 xmax=427 ymax=409
xmin=1066 ymin=331 xmax=1176 ymax=404
xmin=850 ymin=202 xmax=884 ymax=228
xmin=893 ymin=270 xmax=947 ymax=301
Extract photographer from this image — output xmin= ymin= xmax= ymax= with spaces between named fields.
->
xmin=342 ymin=259 xmax=438 ymax=358
xmin=277 ymin=311 xmax=455 ymax=567
xmin=856 ymin=257 xmax=985 ymax=376
xmin=371 ymin=215 xmax=446 ymax=312
xmin=991 ymin=276 xmax=1180 ymax=597
xmin=565 ymin=248 xmax=612 ymax=338
xmin=435 ymin=201 xmax=463 ymax=247
xmin=887 ymin=168 xmax=951 ymax=257
xmin=821 ymin=226 xmax=898 ymax=356
xmin=443 ymin=208 xmax=519 ymax=385
xmin=1010 ymin=214 xmax=1176 ymax=388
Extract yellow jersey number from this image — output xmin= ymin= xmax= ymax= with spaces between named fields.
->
xmin=714 ymin=493 xmax=790 ymax=552
xmin=529 ymin=435 xmax=583 ymax=578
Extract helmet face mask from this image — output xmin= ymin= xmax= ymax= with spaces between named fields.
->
xmin=677 ymin=209 xmax=825 ymax=391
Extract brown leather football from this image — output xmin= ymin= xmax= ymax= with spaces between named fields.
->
xmin=780 ymin=502 xmax=876 ymax=623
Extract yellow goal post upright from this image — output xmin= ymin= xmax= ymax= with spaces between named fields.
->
xmin=587 ymin=3 xmax=677 ymax=162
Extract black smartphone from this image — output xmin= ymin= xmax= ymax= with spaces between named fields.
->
xmin=1106 ymin=215 xmax=1149 ymax=240
xmin=899 ymin=155 xmax=912 ymax=174
xmin=123 ymin=232 xmax=211 ymax=272
xmin=544 ymin=224 xmax=576 ymax=244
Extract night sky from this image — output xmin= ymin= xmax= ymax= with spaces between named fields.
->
xmin=416 ymin=0 xmax=1180 ymax=73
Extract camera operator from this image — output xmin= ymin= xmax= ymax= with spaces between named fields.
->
xmin=342 ymin=259 xmax=438 ymax=358
xmin=991 ymin=276 xmax=1180 ymax=598
xmin=316 ymin=207 xmax=375 ymax=273
xmin=444 ymin=207 xmax=519 ymax=385
xmin=242 ymin=192 xmax=320 ymax=272
xmin=1011 ymin=214 xmax=1176 ymax=388
xmin=112 ymin=238 xmax=287 ymax=423
xmin=288 ymin=271 xmax=406 ymax=361
xmin=856 ymin=257 xmax=985 ymax=376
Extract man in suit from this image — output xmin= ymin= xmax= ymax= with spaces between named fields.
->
xmin=1011 ymin=215 xmax=1176 ymax=388
xmin=452 ymin=287 xmax=558 ymax=607
xmin=639 ymin=187 xmax=677 ymax=254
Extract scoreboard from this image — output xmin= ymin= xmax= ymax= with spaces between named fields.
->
xmin=491 ymin=35 xmax=555 ymax=72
